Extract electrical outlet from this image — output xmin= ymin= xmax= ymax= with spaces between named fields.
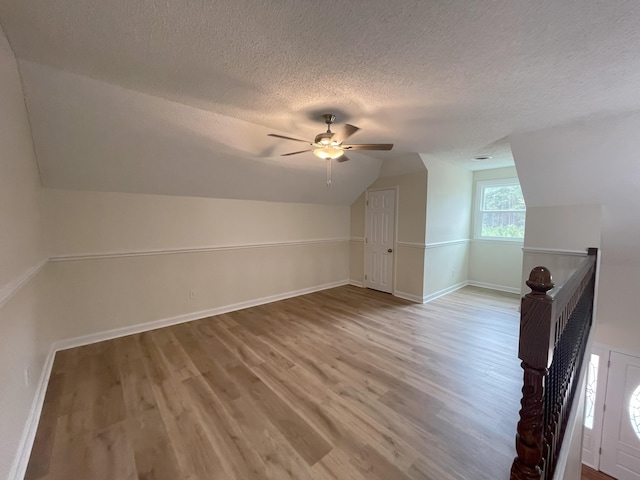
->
xmin=189 ymin=289 xmax=197 ymax=299
xmin=23 ymin=367 xmax=30 ymax=388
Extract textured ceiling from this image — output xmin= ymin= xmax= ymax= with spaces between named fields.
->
xmin=1 ymin=0 xmax=639 ymax=203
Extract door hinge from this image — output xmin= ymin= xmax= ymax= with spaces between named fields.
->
xmin=608 ymin=360 xmax=611 ymax=368
xmin=599 ymin=447 xmax=602 ymax=455
xmin=366 ymin=200 xmax=369 ymax=206
xmin=365 ymin=237 xmax=368 ymax=243
xmin=603 ymin=404 xmax=606 ymax=412
xmin=365 ymin=274 xmax=367 ymax=280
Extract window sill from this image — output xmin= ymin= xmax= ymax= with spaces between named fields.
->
xmin=472 ymin=238 xmax=525 ymax=245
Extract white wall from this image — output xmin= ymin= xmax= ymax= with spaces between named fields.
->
xmin=468 ymin=167 xmax=523 ymax=293
xmin=43 ymin=189 xmax=351 ymax=341
xmin=0 ymin=25 xmax=49 ymax=480
xmin=420 ymin=155 xmax=472 ymax=299
xmin=511 ymin=111 xmax=640 ymax=353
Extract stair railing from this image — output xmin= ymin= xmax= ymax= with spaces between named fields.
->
xmin=510 ymin=248 xmax=597 ymax=480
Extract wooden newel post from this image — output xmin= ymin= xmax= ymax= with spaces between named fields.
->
xmin=510 ymin=266 xmax=555 ymax=480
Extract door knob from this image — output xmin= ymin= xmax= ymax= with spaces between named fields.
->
xmin=387 ymin=248 xmax=393 ymax=253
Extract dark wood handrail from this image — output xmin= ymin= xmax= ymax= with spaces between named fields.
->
xmin=510 ymin=248 xmax=597 ymax=480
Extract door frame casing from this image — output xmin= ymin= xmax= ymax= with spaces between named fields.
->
xmin=364 ymin=186 xmax=399 ymax=295
xmin=585 ymin=343 xmax=640 ymax=472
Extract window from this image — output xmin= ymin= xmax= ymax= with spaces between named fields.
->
xmin=474 ymin=178 xmax=526 ymax=240
xmin=631 ymin=384 xmax=640 ymax=440
xmin=584 ymin=353 xmax=599 ymax=429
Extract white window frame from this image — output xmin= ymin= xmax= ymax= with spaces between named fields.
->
xmin=473 ymin=177 xmax=526 ymax=242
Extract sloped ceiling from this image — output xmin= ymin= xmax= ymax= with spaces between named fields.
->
xmin=1 ymin=0 xmax=639 ymax=204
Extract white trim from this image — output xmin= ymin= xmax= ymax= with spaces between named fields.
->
xmin=394 ymin=239 xmax=471 ymax=249
xmin=52 ymin=280 xmax=349 ymax=351
xmin=0 ymin=259 xmax=47 ymax=309
xmin=471 ymin=238 xmax=524 ymax=246
xmin=397 ymin=280 xmax=516 ymax=304
xmin=522 ymin=247 xmax=589 ymax=256
xmin=350 ymin=237 xmax=364 ymax=242
xmin=348 ymin=280 xmax=364 ymax=288
xmin=8 ymin=347 xmax=56 ymax=480
xmin=48 ymin=238 xmax=350 ymax=262
xmin=467 ymin=280 xmax=520 ymax=295
xmin=425 ymin=239 xmax=470 ymax=249
xmin=396 ymin=241 xmax=426 ymax=249
xmin=422 ymin=281 xmax=469 ymax=303
xmin=592 ymin=342 xmax=640 ymax=362
xmin=394 ymin=290 xmax=425 ymax=303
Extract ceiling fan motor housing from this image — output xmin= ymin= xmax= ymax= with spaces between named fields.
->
xmin=315 ymin=132 xmax=333 ymax=145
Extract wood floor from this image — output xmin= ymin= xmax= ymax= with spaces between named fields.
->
xmin=582 ymin=465 xmax=617 ymax=480
xmin=26 ymin=285 xmax=525 ymax=480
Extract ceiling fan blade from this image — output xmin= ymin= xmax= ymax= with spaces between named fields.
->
xmin=332 ymin=124 xmax=360 ymax=144
xmin=342 ymin=143 xmax=393 ymax=151
xmin=281 ymin=149 xmax=312 ymax=156
xmin=336 ymin=155 xmax=350 ymax=163
xmin=268 ymin=133 xmax=311 ymax=144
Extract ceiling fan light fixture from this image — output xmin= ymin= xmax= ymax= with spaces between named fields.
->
xmin=313 ymin=146 xmax=344 ymax=160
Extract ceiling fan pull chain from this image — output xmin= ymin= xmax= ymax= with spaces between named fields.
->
xmin=326 ymin=159 xmax=332 ymax=186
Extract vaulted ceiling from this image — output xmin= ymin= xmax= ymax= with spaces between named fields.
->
xmin=1 ymin=0 xmax=639 ymax=204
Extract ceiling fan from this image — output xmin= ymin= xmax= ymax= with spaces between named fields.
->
xmin=268 ymin=114 xmax=393 ymax=162
xmin=267 ymin=114 xmax=393 ymax=185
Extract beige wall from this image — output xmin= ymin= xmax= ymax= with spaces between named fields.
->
xmin=521 ymin=205 xmax=602 ymax=293
xmin=349 ymin=171 xmax=427 ymax=299
xmin=469 ymin=241 xmax=523 ymax=292
xmin=44 ymin=189 xmax=349 ymax=256
xmin=523 ymin=205 xmax=602 ymax=252
xmin=43 ymin=189 xmax=351 ymax=340
xmin=0 ymin=34 xmax=45 ymax=289
xmin=424 ymin=243 xmax=470 ymax=299
xmin=421 ymin=155 xmax=472 ymax=244
xmin=47 ymin=243 xmax=348 ymax=341
xmin=0 ymin=26 xmax=49 ymax=480
xmin=512 ymin=112 xmax=640 ymax=353
xmin=468 ymin=167 xmax=523 ymax=292
xmin=350 ymin=172 xmax=427 ymax=243
xmin=420 ymin=156 xmax=472 ymax=297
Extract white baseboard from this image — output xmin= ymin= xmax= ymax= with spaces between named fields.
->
xmin=422 ymin=281 xmax=469 ymax=303
xmin=8 ymin=347 xmax=56 ymax=480
xmin=398 ymin=280 xmax=516 ymax=304
xmin=394 ymin=290 xmax=425 ymax=303
xmin=11 ymin=279 xmax=350 ymax=478
xmin=467 ymin=280 xmax=520 ymax=295
xmin=348 ymin=280 xmax=364 ymax=288
xmin=53 ymin=279 xmax=350 ymax=351
xmin=9 ymin=275 xmax=519 ymax=477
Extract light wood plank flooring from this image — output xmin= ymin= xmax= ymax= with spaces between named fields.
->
xmin=26 ymin=285 xmax=524 ymax=480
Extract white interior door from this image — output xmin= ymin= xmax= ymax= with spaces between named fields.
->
xmin=364 ymin=189 xmax=395 ymax=294
xmin=601 ymin=351 xmax=640 ymax=479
